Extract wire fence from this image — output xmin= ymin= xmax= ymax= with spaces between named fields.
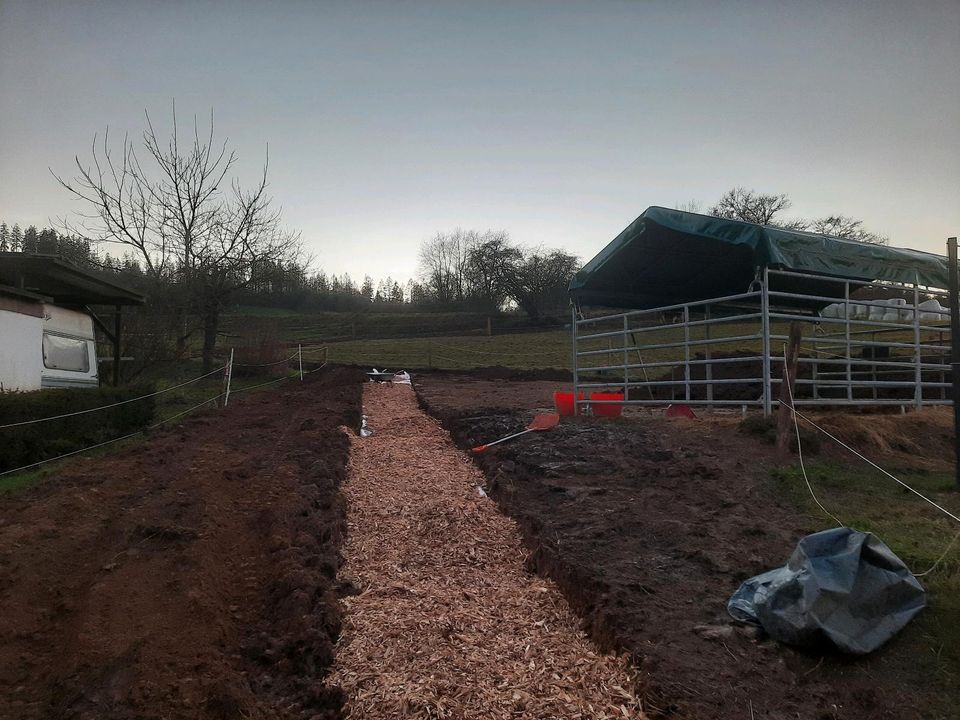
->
xmin=0 ymin=345 xmax=328 ymax=480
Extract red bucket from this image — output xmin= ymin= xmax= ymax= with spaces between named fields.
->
xmin=590 ymin=392 xmax=624 ymax=417
xmin=553 ymin=391 xmax=585 ymax=416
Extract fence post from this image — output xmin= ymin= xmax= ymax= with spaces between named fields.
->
xmin=486 ymin=317 xmax=492 ymax=336
xmin=683 ymin=305 xmax=691 ymax=402
xmin=705 ymin=304 xmax=713 ymax=408
xmin=913 ymin=277 xmax=922 ymax=410
xmin=571 ymin=304 xmax=580 ymax=416
xmin=223 ymin=348 xmax=234 ymax=407
xmin=299 ymin=344 xmax=303 ymax=381
xmin=947 ymin=237 xmax=959 ymax=492
xmin=776 ymin=322 xmax=802 ymax=460
xmin=761 ymin=267 xmax=772 ymax=417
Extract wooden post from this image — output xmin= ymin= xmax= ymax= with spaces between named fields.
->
xmin=776 ymin=321 xmax=803 ymax=460
xmin=948 ymin=237 xmax=959 ymax=491
xmin=486 ymin=316 xmax=492 ymax=336
xmin=113 ymin=305 xmax=122 ymax=386
xmin=222 ymin=348 xmax=234 ymax=408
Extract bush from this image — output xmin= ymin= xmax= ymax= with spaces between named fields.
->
xmin=0 ymin=384 xmax=156 ymax=473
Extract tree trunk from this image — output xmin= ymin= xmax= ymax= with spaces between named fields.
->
xmin=201 ymin=301 xmax=220 ymax=373
xmin=175 ymin=306 xmax=188 ymax=359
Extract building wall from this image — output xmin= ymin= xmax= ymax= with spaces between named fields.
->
xmin=0 ymin=308 xmax=44 ymax=392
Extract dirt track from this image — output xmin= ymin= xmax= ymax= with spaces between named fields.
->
xmin=332 ymin=383 xmax=642 ymax=718
xmin=0 ymin=367 xmax=362 ymax=720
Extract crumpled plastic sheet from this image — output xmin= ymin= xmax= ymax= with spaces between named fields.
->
xmin=728 ymin=527 xmax=926 ymax=655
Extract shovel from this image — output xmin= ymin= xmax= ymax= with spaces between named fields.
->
xmin=471 ymin=413 xmax=560 ymax=453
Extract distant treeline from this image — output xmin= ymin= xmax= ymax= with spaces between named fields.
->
xmin=0 ymin=221 xmax=578 ymax=322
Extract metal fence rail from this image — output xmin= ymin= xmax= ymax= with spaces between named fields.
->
xmin=572 ymin=268 xmax=951 ymax=415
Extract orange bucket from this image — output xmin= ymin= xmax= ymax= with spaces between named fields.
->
xmin=553 ymin=391 xmax=585 ymax=416
xmin=590 ymin=392 xmax=624 ymax=417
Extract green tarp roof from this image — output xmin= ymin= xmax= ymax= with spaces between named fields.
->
xmin=570 ymin=206 xmax=951 ymax=309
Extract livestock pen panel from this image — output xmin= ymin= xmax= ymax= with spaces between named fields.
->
xmin=572 ymin=268 xmax=952 ymax=416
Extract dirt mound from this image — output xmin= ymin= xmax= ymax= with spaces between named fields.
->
xmin=0 ymin=366 xmax=363 ymax=720
xmin=811 ymin=407 xmax=953 ymax=469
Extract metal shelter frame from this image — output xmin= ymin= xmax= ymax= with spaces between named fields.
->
xmin=571 ymin=267 xmax=952 ymax=416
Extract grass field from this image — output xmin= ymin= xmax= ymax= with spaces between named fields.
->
xmin=771 ymin=461 xmax=960 ymax=712
xmin=220 ymin=308 xmax=549 ymax=344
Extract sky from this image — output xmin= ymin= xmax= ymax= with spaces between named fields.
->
xmin=1 ymin=0 xmax=958 ymax=284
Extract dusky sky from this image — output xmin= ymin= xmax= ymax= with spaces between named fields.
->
xmin=1 ymin=0 xmax=957 ymax=283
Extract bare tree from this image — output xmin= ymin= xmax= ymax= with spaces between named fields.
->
xmin=810 ymin=215 xmax=888 ymax=245
xmin=674 ymin=199 xmax=703 ymax=213
xmin=418 ymin=228 xmax=479 ymax=304
xmin=54 ymin=106 xmax=301 ymax=371
xmin=708 ymin=187 xmax=890 ymax=243
xmin=709 ymin=187 xmax=796 ymax=226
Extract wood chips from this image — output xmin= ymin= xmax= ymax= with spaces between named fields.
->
xmin=330 ymin=383 xmax=644 ymax=719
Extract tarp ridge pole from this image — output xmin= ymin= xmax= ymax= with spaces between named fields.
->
xmin=761 ymin=267 xmax=772 ymax=417
xmin=948 ymin=237 xmax=959 ymax=491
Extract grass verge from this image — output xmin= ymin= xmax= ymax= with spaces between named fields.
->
xmin=770 ymin=461 xmax=960 ymax=713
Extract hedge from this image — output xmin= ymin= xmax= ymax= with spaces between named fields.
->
xmin=0 ymin=384 xmax=156 ymax=473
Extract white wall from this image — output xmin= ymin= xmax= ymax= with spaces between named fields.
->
xmin=0 ymin=309 xmax=43 ymax=392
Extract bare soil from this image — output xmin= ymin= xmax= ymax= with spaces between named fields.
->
xmin=0 ymin=367 xmax=363 ymax=720
xmin=415 ymin=373 xmax=954 ymax=720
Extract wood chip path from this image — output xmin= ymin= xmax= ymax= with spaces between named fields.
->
xmin=330 ymin=383 xmax=644 ymax=719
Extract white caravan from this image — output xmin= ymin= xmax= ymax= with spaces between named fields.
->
xmin=0 ymin=294 xmax=99 ymax=392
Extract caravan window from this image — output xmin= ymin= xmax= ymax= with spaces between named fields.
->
xmin=42 ymin=333 xmax=90 ymax=372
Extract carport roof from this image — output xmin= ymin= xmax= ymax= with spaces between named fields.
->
xmin=0 ymin=253 xmax=145 ymax=307
xmin=569 ymin=207 xmax=951 ymax=309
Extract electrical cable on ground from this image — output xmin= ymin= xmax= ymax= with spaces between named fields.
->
xmin=781 ymin=348 xmax=960 ymax=577
xmin=782 ymin=357 xmax=845 ymax=528
xmin=782 ymin=401 xmax=960 ymax=526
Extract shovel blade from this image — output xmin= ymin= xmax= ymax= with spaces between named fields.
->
xmin=527 ymin=413 xmax=560 ymax=431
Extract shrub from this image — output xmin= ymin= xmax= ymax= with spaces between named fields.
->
xmin=0 ymin=384 xmax=156 ymax=473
